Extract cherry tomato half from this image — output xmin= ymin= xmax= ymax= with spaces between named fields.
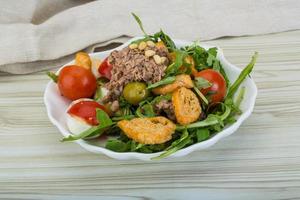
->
xmin=58 ymin=65 xmax=97 ymax=100
xmin=98 ymin=57 xmax=113 ymax=79
xmin=194 ymin=69 xmax=227 ymax=103
xmin=68 ymin=100 xmax=107 ymax=126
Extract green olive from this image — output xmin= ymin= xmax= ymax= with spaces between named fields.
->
xmin=123 ymin=82 xmax=149 ymax=105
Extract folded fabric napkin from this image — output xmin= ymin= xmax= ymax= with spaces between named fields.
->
xmin=0 ymin=0 xmax=299 ymax=74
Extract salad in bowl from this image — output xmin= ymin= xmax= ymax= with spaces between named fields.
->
xmin=45 ymin=13 xmax=258 ymax=160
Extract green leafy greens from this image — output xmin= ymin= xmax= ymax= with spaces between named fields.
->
xmin=165 ymin=50 xmax=187 ymax=77
xmin=152 ymin=129 xmax=193 ymax=160
xmin=152 ymin=30 xmax=176 ymax=51
xmin=47 ymin=71 xmax=58 ymax=83
xmin=193 ymin=86 xmax=209 ymax=105
xmin=147 ymin=76 xmax=176 ymax=89
xmin=227 ymin=52 xmax=258 ymax=98
xmin=194 ymin=77 xmax=212 ymax=89
xmin=176 ymin=104 xmax=231 ymax=130
xmin=131 ymin=12 xmax=148 ymax=37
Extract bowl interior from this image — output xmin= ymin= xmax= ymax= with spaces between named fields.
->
xmin=44 ymin=38 xmax=257 ymax=160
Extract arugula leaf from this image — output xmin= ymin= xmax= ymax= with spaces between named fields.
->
xmin=207 ymin=48 xmax=218 ymax=66
xmin=131 ymin=13 xmax=148 ymax=37
xmin=210 ymin=124 xmax=223 ymax=132
xmin=119 ymin=96 xmax=129 ymax=107
xmin=129 ymin=141 xmax=145 ymax=151
xmin=96 ymin=108 xmax=112 ymax=126
xmin=195 ymin=128 xmax=210 ymax=142
xmin=212 ymin=60 xmax=221 ymax=71
xmin=147 ymin=144 xmax=168 ymax=152
xmin=182 ymin=43 xmax=208 ymax=71
xmin=224 ymin=98 xmax=240 ymax=116
xmin=152 ymin=129 xmax=192 ymax=160
xmin=130 ymin=38 xmax=150 ymax=45
xmin=147 ymin=76 xmax=176 ymax=89
xmin=47 ymin=71 xmax=58 ymax=83
xmin=207 ymin=54 xmax=215 ymax=67
xmin=206 ymin=47 xmax=230 ymax=87
xmin=194 ymin=77 xmax=212 ymax=90
xmin=138 ymin=146 xmax=154 ymax=153
xmin=235 ymin=87 xmax=246 ymax=109
xmin=181 ymin=61 xmax=192 ymax=75
xmin=182 ymin=45 xmax=230 ymax=88
xmin=206 ymin=47 xmax=218 ymax=66
xmin=165 ymin=129 xmax=189 ymax=151
xmin=224 ymin=86 xmax=246 ymax=118
xmin=176 ymin=104 xmax=231 ymax=130
xmin=208 ymin=47 xmax=218 ymax=57
xmin=152 ymin=139 xmax=191 ymax=160
xmin=135 ymin=143 xmax=144 ymax=151
xmin=150 ymin=94 xmax=172 ymax=105
xmin=106 ymin=139 xmax=129 ymax=152
xmin=193 ymin=86 xmax=209 ymax=105
xmin=223 ymin=115 xmax=237 ymax=125
xmin=218 ymin=64 xmax=230 ymax=88
xmin=214 ymin=64 xmax=230 ymax=88
xmin=117 ymin=96 xmax=134 ymax=116
xmin=130 ymin=141 xmax=137 ymax=151
xmin=136 ymin=102 xmax=155 ymax=117
xmin=135 ymin=143 xmax=167 ymax=153
xmin=111 ymin=115 xmax=136 ymax=121
xmin=153 ymin=30 xmax=176 ymax=51
xmin=165 ymin=50 xmax=187 ymax=76
xmin=141 ymin=103 xmax=155 ymax=117
xmin=61 ymin=126 xmax=104 ymax=142
xmin=227 ymin=52 xmax=258 ymax=98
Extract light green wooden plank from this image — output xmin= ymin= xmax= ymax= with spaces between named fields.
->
xmin=0 ymin=30 xmax=300 ymax=199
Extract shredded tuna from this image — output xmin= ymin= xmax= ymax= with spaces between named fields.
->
xmin=103 ymin=45 xmax=169 ymax=103
xmin=154 ymin=100 xmax=176 ymax=121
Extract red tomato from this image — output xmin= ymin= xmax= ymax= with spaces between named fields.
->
xmin=68 ymin=100 xmax=107 ymax=126
xmin=98 ymin=57 xmax=113 ymax=79
xmin=58 ymin=65 xmax=97 ymax=100
xmin=194 ymin=69 xmax=227 ymax=103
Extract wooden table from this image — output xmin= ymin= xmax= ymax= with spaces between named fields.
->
xmin=1 ymin=30 xmax=300 ymax=200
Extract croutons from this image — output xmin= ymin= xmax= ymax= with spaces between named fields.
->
xmin=152 ymin=74 xmax=193 ymax=95
xmin=117 ymin=117 xmax=176 ymax=144
xmin=75 ymin=52 xmax=91 ymax=70
xmin=172 ymin=87 xmax=201 ymax=125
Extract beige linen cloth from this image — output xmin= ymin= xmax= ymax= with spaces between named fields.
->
xmin=0 ymin=0 xmax=299 ymax=74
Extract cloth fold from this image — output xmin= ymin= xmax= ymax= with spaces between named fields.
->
xmin=0 ymin=0 xmax=300 ymax=74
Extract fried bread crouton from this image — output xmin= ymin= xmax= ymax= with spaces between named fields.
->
xmin=117 ymin=117 xmax=176 ymax=144
xmin=75 ymin=52 xmax=92 ymax=70
xmin=172 ymin=87 xmax=201 ymax=125
xmin=152 ymin=74 xmax=193 ymax=95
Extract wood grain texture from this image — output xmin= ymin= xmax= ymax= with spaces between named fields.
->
xmin=0 ymin=30 xmax=300 ymax=200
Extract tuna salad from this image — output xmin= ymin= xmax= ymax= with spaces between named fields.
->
xmin=48 ymin=13 xmax=258 ymax=159
xmin=102 ymin=43 xmax=169 ymax=103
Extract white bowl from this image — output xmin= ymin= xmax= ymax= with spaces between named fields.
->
xmin=44 ymin=37 xmax=257 ymax=161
